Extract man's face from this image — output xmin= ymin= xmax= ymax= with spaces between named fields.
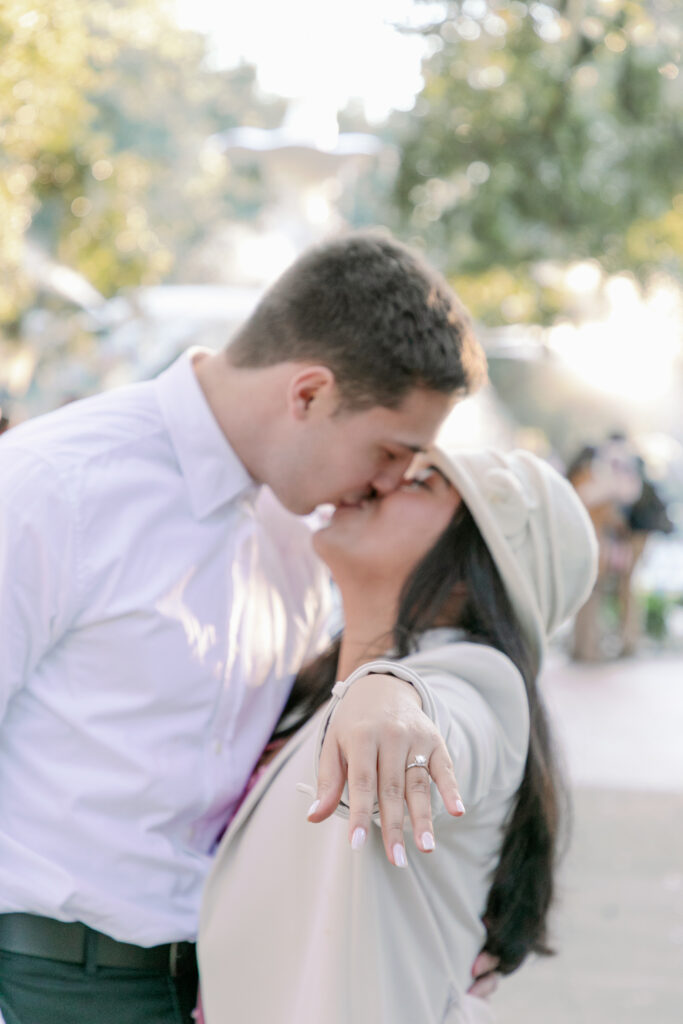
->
xmin=313 ymin=458 xmax=461 ymax=597
xmin=274 ymin=386 xmax=455 ymax=515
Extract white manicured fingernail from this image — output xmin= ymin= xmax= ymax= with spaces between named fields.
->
xmin=421 ymin=831 xmax=435 ymax=851
xmin=307 ymin=799 xmax=320 ymax=818
xmin=351 ymin=827 xmax=367 ymax=850
xmin=455 ymin=799 xmax=466 ymax=815
xmin=393 ymin=843 xmax=407 ymax=868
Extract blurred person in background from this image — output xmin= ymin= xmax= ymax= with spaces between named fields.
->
xmin=567 ymin=434 xmax=671 ymax=661
xmin=0 ymin=231 xmax=494 ymax=1024
xmin=567 ymin=444 xmax=620 ymax=661
xmin=198 ymin=447 xmax=598 ymax=1024
xmin=618 ymin=456 xmax=674 ymax=656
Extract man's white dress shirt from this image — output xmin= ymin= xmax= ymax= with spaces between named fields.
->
xmin=0 ymin=350 xmax=330 ymax=945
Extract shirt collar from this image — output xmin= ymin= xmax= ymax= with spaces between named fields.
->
xmin=416 ymin=627 xmax=466 ymax=651
xmin=155 ymin=348 xmax=258 ymax=520
xmin=384 ymin=628 xmax=466 ymax=659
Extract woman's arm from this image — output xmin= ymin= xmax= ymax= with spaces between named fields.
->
xmin=309 ymin=643 xmax=529 ymax=851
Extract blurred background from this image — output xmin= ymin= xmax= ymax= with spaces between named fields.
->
xmin=1 ymin=1 xmax=682 ymax=1020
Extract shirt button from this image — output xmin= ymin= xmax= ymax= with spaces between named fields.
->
xmin=214 ymin=739 xmax=222 ymax=755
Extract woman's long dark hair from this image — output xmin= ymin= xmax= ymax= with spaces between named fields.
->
xmin=275 ymin=503 xmax=565 ymax=975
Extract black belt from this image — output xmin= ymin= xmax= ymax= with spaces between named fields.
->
xmin=0 ymin=914 xmax=195 ymax=975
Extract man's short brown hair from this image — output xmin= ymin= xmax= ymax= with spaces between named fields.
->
xmin=228 ymin=229 xmax=487 ymax=409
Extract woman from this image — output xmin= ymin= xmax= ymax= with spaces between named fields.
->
xmin=198 ymin=447 xmax=598 ymax=1023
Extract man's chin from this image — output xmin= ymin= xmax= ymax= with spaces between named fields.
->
xmin=269 ymin=483 xmax=341 ymax=518
xmin=272 ymin=490 xmax=319 ymax=517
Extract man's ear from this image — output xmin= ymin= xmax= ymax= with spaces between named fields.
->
xmin=288 ymin=365 xmax=337 ymax=421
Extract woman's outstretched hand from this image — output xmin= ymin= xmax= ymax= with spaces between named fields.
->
xmin=307 ymin=672 xmax=465 ymax=867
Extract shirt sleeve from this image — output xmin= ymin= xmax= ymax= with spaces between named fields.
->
xmin=0 ymin=445 xmax=80 ymax=723
xmin=421 ymin=666 xmax=524 ymax=809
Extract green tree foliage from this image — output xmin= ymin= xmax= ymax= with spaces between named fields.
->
xmin=0 ymin=0 xmax=284 ymax=323
xmin=391 ymin=0 xmax=683 ymax=323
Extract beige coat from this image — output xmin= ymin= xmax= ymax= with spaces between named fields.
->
xmin=198 ymin=632 xmax=529 ymax=1023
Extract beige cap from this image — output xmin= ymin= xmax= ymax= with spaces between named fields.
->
xmin=424 ymin=447 xmax=599 ymax=664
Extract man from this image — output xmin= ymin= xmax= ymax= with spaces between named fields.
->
xmin=0 ymin=231 xmax=488 ymax=1023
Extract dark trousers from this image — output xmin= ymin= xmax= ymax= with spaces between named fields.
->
xmin=0 ymin=948 xmax=199 ymax=1024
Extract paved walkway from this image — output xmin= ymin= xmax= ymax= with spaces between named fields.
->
xmin=495 ymin=650 xmax=683 ymax=1024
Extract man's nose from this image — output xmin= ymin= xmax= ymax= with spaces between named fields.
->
xmin=371 ymin=455 xmax=413 ymax=495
